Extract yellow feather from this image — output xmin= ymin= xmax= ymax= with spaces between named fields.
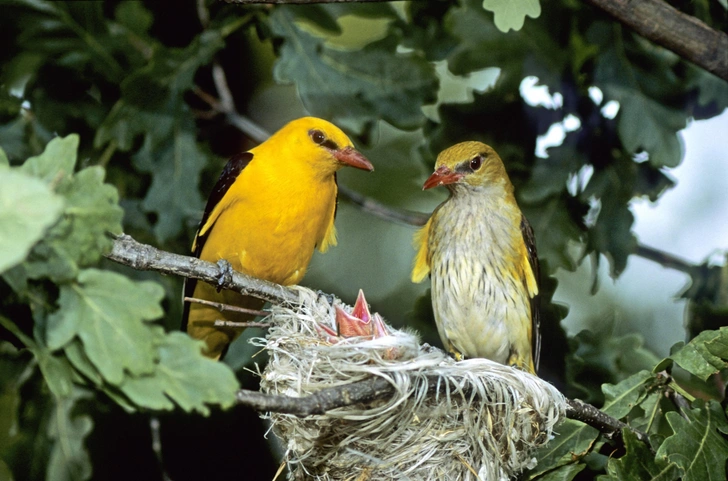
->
xmin=412 ymin=141 xmax=540 ymax=374
xmin=411 ymin=217 xmax=432 ymax=283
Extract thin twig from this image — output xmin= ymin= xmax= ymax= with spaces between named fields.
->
xmin=337 ymin=185 xmax=429 ymax=227
xmin=184 ymin=296 xmax=270 ymax=316
xmin=105 ymin=234 xmax=298 ymax=305
xmin=634 ymin=244 xmax=695 ymax=275
xmin=214 ymin=319 xmax=273 ymax=328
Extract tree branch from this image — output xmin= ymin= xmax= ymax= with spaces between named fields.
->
xmin=236 ymin=376 xmax=648 ymax=444
xmin=584 ymin=0 xmax=728 ymax=82
xmin=104 ymin=234 xmax=648 ymax=446
xmin=634 ymin=244 xmax=695 ymax=275
xmin=337 ymin=185 xmax=429 ymax=227
xmin=105 ymin=234 xmax=298 ymax=305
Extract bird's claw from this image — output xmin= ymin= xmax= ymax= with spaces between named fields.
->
xmin=215 ymin=259 xmax=234 ymax=291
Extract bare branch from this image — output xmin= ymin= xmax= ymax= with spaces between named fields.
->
xmin=565 ymin=398 xmax=648 ymax=444
xmin=338 ymin=185 xmax=428 ymax=227
xmin=105 ymin=234 xmax=298 ymax=305
xmin=236 ymin=375 xmax=649 ymax=445
xmin=634 ymin=244 xmax=695 ymax=274
xmin=584 ymin=0 xmax=728 ymax=82
xmin=184 ymin=296 xmax=270 ymax=316
xmin=214 ymin=319 xmax=273 ymax=328
xmin=237 ymin=377 xmax=396 ymax=416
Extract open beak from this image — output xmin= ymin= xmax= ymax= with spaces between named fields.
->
xmin=333 ymin=147 xmax=374 ymax=172
xmin=422 ymin=166 xmax=463 ymax=190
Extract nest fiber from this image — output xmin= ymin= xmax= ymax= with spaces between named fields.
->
xmin=255 ymin=287 xmax=566 ymax=481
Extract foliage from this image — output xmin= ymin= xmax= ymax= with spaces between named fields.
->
xmin=1 ymin=0 xmax=727 ymax=479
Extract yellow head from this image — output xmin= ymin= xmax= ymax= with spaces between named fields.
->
xmin=422 ymin=141 xmax=510 ymax=191
xmin=258 ymin=117 xmax=373 ymax=175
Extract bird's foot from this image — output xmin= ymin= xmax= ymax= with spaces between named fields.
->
xmin=215 ymin=259 xmax=234 ymax=292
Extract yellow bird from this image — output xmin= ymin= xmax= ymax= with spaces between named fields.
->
xmin=182 ymin=117 xmax=373 ymax=359
xmin=411 ymin=141 xmax=540 ymax=373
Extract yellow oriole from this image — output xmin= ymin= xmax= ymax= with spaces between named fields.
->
xmin=182 ymin=117 xmax=373 ymax=359
xmin=411 ymin=141 xmax=540 ymax=373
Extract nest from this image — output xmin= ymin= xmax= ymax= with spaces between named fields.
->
xmin=254 ymin=287 xmax=566 ymax=481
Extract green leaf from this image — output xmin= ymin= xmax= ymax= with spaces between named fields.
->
xmin=0 ymin=343 xmax=35 ymax=452
xmin=529 ymin=419 xmax=599 ymax=479
xmin=24 ymin=166 xmax=123 ymax=282
xmin=132 ymin=125 xmax=205 ymax=242
xmin=46 ymin=391 xmax=93 ymax=481
xmin=0 ymin=146 xmax=8 ymax=166
xmin=568 ymin=330 xmax=660 ymax=404
xmin=590 ymin=24 xmax=687 ymax=168
xmin=656 ymin=401 xmax=728 ymax=481
xmin=0 ymin=169 xmax=63 ymax=274
xmin=600 ymin=428 xmax=680 ymax=481
xmin=670 ymin=328 xmax=728 ymax=380
xmin=46 ymin=269 xmax=164 ymax=385
xmin=119 ymin=332 xmax=239 ymax=415
xmin=609 ymin=86 xmax=685 ymax=168
xmin=481 ymin=0 xmax=541 ymax=32
xmin=19 ymin=134 xmax=78 ymax=183
xmin=270 ymin=6 xmax=438 ymax=132
xmin=533 ymin=463 xmax=585 ymax=481
xmin=601 ymin=370 xmax=654 ymax=419
xmin=63 ymin=339 xmax=103 ymax=388
xmin=114 ymin=1 xmax=153 ymax=36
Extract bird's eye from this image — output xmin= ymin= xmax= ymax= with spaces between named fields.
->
xmin=310 ymin=129 xmax=326 ymax=145
xmin=470 ymin=155 xmax=483 ymax=171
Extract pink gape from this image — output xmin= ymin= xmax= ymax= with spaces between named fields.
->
xmin=317 ymin=290 xmax=390 ymax=342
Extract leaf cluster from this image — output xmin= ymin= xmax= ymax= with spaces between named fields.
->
xmin=530 ymin=329 xmax=728 ymax=481
xmin=0 ymin=137 xmax=237 ymax=480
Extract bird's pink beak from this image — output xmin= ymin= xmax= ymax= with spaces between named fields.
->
xmin=422 ymin=166 xmax=464 ymax=190
xmin=333 ymin=147 xmax=374 ymax=171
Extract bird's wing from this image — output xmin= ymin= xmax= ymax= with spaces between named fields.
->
xmin=182 ymin=151 xmax=254 ymax=332
xmin=317 ymin=173 xmax=338 ymax=253
xmin=520 ymin=214 xmax=541 ymax=372
xmin=411 ymin=216 xmax=433 ymax=283
xmin=191 ymin=152 xmax=254 ymax=256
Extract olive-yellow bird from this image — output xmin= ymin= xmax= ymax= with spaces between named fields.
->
xmin=182 ymin=117 xmax=373 ymax=359
xmin=411 ymin=141 xmax=540 ymax=373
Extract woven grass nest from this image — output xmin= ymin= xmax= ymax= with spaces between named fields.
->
xmin=254 ymin=287 xmax=566 ymax=481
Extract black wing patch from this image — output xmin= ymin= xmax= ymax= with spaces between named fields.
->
xmin=181 ymin=151 xmax=253 ymax=332
xmin=193 ymin=151 xmax=254 ymax=257
xmin=521 ymin=214 xmax=541 ymax=373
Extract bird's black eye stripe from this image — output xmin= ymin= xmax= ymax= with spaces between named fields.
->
xmin=309 ymin=129 xmax=339 ymax=150
xmin=321 ymin=139 xmax=338 ymax=150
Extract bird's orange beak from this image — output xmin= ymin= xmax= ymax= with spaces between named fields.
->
xmin=333 ymin=147 xmax=374 ymax=171
xmin=422 ymin=166 xmax=464 ymax=190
